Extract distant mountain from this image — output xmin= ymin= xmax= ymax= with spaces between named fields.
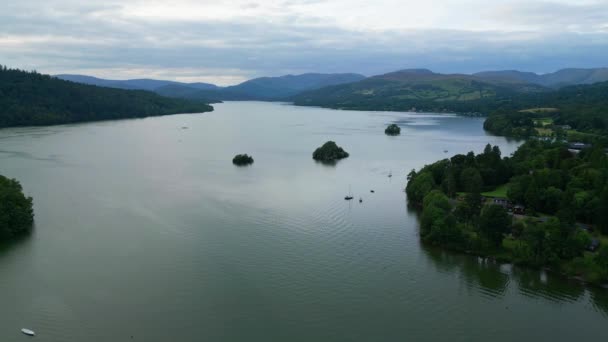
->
xmin=292 ymin=69 xmax=548 ymax=112
xmin=1 ymin=67 xmax=212 ymax=128
xmin=192 ymin=74 xmax=365 ymax=101
xmin=55 ymin=74 xmax=219 ymax=92
xmin=56 ymin=72 xmax=365 ymax=101
xmin=474 ymin=68 xmax=608 ymax=88
xmin=541 ymin=68 xmax=608 ymax=87
xmin=201 ymin=73 xmax=366 ymax=100
xmin=154 ymin=84 xmax=218 ymax=102
xmin=473 ymin=70 xmax=542 ymax=85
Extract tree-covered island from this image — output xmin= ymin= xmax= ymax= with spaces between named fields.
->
xmin=406 ymin=141 xmax=608 ymax=284
xmin=232 ymin=154 xmax=254 ymax=166
xmin=312 ymin=141 xmax=349 ymax=162
xmin=385 ymin=124 xmax=401 ymax=135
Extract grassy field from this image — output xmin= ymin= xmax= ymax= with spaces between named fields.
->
xmin=533 ymin=117 xmax=555 ymax=136
xmin=519 ymin=108 xmax=559 ymax=114
xmin=533 ymin=117 xmax=554 ymax=126
xmin=567 ymin=130 xmax=604 ymax=142
xmin=481 ymin=184 xmax=509 ymax=198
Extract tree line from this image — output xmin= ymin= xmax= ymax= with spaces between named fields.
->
xmin=406 ymin=141 xmax=608 ymax=284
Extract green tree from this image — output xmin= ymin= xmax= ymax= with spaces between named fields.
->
xmin=0 ymin=175 xmax=34 ymax=239
xmin=479 ymin=205 xmax=511 ymax=247
xmin=484 ymin=143 xmax=492 ymax=155
xmin=523 ymin=223 xmax=547 ymax=266
xmin=460 ymin=167 xmax=483 ymax=216
xmin=524 ymin=178 xmax=540 ymax=212
xmin=460 ymin=167 xmax=482 ymax=193
xmin=442 ymin=170 xmax=457 ymax=197
xmin=597 ymin=186 xmax=608 ymax=234
xmin=541 ymin=186 xmax=562 ymax=214
xmin=420 ymin=191 xmax=463 ymax=247
xmin=406 ymin=171 xmax=436 ymax=204
xmin=594 ymin=246 xmax=608 ymax=280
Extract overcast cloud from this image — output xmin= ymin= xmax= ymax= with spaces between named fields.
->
xmin=1 ymin=0 xmax=607 ymax=85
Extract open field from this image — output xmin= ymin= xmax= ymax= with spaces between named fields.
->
xmin=519 ymin=108 xmax=559 ymax=114
xmin=482 ymin=184 xmax=509 ymax=198
xmin=533 ymin=117 xmax=554 ymax=126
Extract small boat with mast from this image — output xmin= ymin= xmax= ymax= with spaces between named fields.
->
xmin=344 ymin=185 xmax=354 ymax=200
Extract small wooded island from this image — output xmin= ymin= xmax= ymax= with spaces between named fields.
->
xmin=312 ymin=141 xmax=349 ymax=162
xmin=0 ymin=175 xmax=34 ymax=240
xmin=385 ymin=124 xmax=401 ymax=135
xmin=406 ymin=141 xmax=608 ymax=285
xmin=232 ymin=154 xmax=254 ymax=166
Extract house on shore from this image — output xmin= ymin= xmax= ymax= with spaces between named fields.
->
xmin=513 ymin=205 xmax=525 ymax=215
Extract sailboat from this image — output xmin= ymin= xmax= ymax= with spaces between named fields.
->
xmin=388 ymin=170 xmax=392 ymax=178
xmin=344 ymin=185 xmax=354 ymax=200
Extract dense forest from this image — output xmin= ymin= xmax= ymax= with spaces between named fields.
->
xmin=0 ymin=175 xmax=34 ymax=240
xmin=483 ymin=81 xmax=608 ymax=140
xmin=406 ymin=141 xmax=608 ymax=284
xmin=0 ymin=66 xmax=213 ymax=128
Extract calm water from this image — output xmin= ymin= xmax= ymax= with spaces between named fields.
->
xmin=0 ymin=102 xmax=606 ymax=341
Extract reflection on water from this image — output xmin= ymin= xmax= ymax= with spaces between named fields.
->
xmin=0 ymin=101 xmax=605 ymax=342
xmin=422 ymin=245 xmax=509 ymax=298
xmin=421 ymin=242 xmax=608 ymax=317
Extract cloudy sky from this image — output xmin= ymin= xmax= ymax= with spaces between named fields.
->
xmin=2 ymin=0 xmax=607 ymax=85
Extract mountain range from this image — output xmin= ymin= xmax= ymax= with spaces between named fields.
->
xmin=55 ymin=74 xmax=219 ymax=92
xmin=56 ymin=73 xmax=366 ymax=102
xmin=57 ymin=68 xmax=608 ymax=105
xmin=473 ymin=68 xmax=608 ymax=88
xmin=291 ymin=68 xmax=608 ymax=112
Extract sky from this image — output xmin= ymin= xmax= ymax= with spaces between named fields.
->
xmin=1 ymin=0 xmax=607 ymax=85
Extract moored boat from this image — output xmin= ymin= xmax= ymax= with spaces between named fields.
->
xmin=21 ymin=328 xmax=35 ymax=336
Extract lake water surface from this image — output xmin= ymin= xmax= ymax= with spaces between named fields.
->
xmin=0 ymin=101 xmax=606 ymax=341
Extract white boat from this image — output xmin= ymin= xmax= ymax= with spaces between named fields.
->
xmin=21 ymin=328 xmax=35 ymax=336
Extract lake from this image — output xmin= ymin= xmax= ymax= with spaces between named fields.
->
xmin=0 ymin=101 xmax=606 ymax=341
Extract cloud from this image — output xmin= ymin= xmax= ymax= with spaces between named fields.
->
xmin=1 ymin=0 xmax=607 ymax=85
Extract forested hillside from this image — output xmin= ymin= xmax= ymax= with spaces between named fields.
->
xmin=292 ymin=69 xmax=547 ymax=113
xmin=483 ymin=81 xmax=608 ymax=140
xmin=0 ymin=66 xmax=213 ymax=128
